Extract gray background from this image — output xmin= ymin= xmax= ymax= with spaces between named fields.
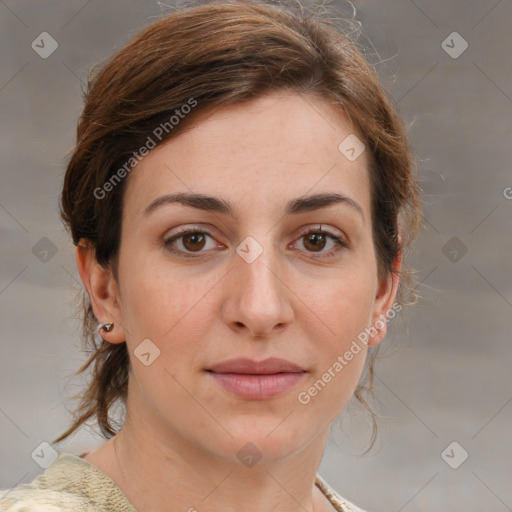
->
xmin=1 ymin=1 xmax=511 ymax=511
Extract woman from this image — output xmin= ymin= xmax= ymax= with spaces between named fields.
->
xmin=0 ymin=1 xmax=421 ymax=510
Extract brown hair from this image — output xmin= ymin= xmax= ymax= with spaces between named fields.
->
xmin=54 ymin=0 xmax=422 ymax=449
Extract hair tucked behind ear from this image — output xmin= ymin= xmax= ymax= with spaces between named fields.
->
xmin=53 ymin=0 xmax=422 ymax=448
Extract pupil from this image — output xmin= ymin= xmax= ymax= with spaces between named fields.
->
xmin=307 ymin=233 xmax=325 ymax=251
xmin=185 ymin=233 xmax=205 ymax=251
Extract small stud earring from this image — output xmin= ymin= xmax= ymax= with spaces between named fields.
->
xmin=98 ymin=323 xmax=114 ymax=333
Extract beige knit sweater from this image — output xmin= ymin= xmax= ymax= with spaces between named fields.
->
xmin=0 ymin=453 xmax=367 ymax=512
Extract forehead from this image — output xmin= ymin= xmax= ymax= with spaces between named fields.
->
xmin=123 ymin=91 xmax=371 ymax=222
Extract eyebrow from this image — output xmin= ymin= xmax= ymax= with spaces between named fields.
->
xmin=143 ymin=192 xmax=365 ymax=223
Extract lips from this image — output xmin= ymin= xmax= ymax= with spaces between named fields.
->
xmin=206 ymin=357 xmax=305 ymax=375
xmin=205 ymin=357 xmax=306 ymax=400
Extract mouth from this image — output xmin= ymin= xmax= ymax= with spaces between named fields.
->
xmin=205 ymin=357 xmax=307 ymax=400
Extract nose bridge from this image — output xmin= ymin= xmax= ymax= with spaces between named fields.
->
xmin=238 ymin=231 xmax=281 ymax=298
xmin=229 ymin=230 xmax=293 ymax=335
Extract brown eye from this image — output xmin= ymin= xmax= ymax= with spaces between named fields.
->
xmin=164 ymin=228 xmax=219 ymax=257
xmin=182 ymin=232 xmax=207 ymax=252
xmin=296 ymin=227 xmax=348 ymax=259
xmin=302 ymin=232 xmax=327 ymax=252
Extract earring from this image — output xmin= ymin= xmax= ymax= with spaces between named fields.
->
xmin=98 ymin=323 xmax=114 ymax=333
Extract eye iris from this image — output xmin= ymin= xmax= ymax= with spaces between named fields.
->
xmin=304 ymin=233 xmax=326 ymax=252
xmin=183 ymin=232 xmax=206 ymax=251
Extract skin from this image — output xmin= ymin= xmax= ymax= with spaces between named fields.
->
xmin=76 ymin=90 xmax=401 ymax=512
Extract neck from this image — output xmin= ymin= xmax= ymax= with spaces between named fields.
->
xmin=100 ymin=411 xmax=331 ymax=512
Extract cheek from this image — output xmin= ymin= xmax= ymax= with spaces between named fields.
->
xmin=118 ymin=254 xmax=216 ymax=356
xmin=299 ymin=268 xmax=375 ymax=411
xmin=297 ymin=286 xmax=371 ymax=420
xmin=312 ymin=269 xmax=377 ymax=340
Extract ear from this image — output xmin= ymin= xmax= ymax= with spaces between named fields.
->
xmin=75 ymin=239 xmax=127 ymax=344
xmin=367 ymin=244 xmax=402 ymax=348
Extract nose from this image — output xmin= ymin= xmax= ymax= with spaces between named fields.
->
xmin=222 ymin=236 xmax=294 ymax=339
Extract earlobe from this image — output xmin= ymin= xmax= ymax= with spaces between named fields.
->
xmin=75 ymin=239 xmax=126 ymax=344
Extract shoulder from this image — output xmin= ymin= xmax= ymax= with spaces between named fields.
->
xmin=315 ymin=474 xmax=369 ymax=512
xmin=0 ymin=485 xmax=93 ymax=512
xmin=0 ymin=453 xmax=135 ymax=512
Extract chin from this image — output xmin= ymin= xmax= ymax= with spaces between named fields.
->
xmin=206 ymin=416 xmax=318 ymax=465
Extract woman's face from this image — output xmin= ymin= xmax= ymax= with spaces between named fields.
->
xmin=96 ymin=90 xmax=399 ymax=463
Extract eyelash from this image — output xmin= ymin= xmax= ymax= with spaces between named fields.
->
xmin=163 ymin=226 xmax=349 ymax=260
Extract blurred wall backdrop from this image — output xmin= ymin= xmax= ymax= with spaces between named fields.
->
xmin=1 ymin=1 xmax=511 ymax=511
